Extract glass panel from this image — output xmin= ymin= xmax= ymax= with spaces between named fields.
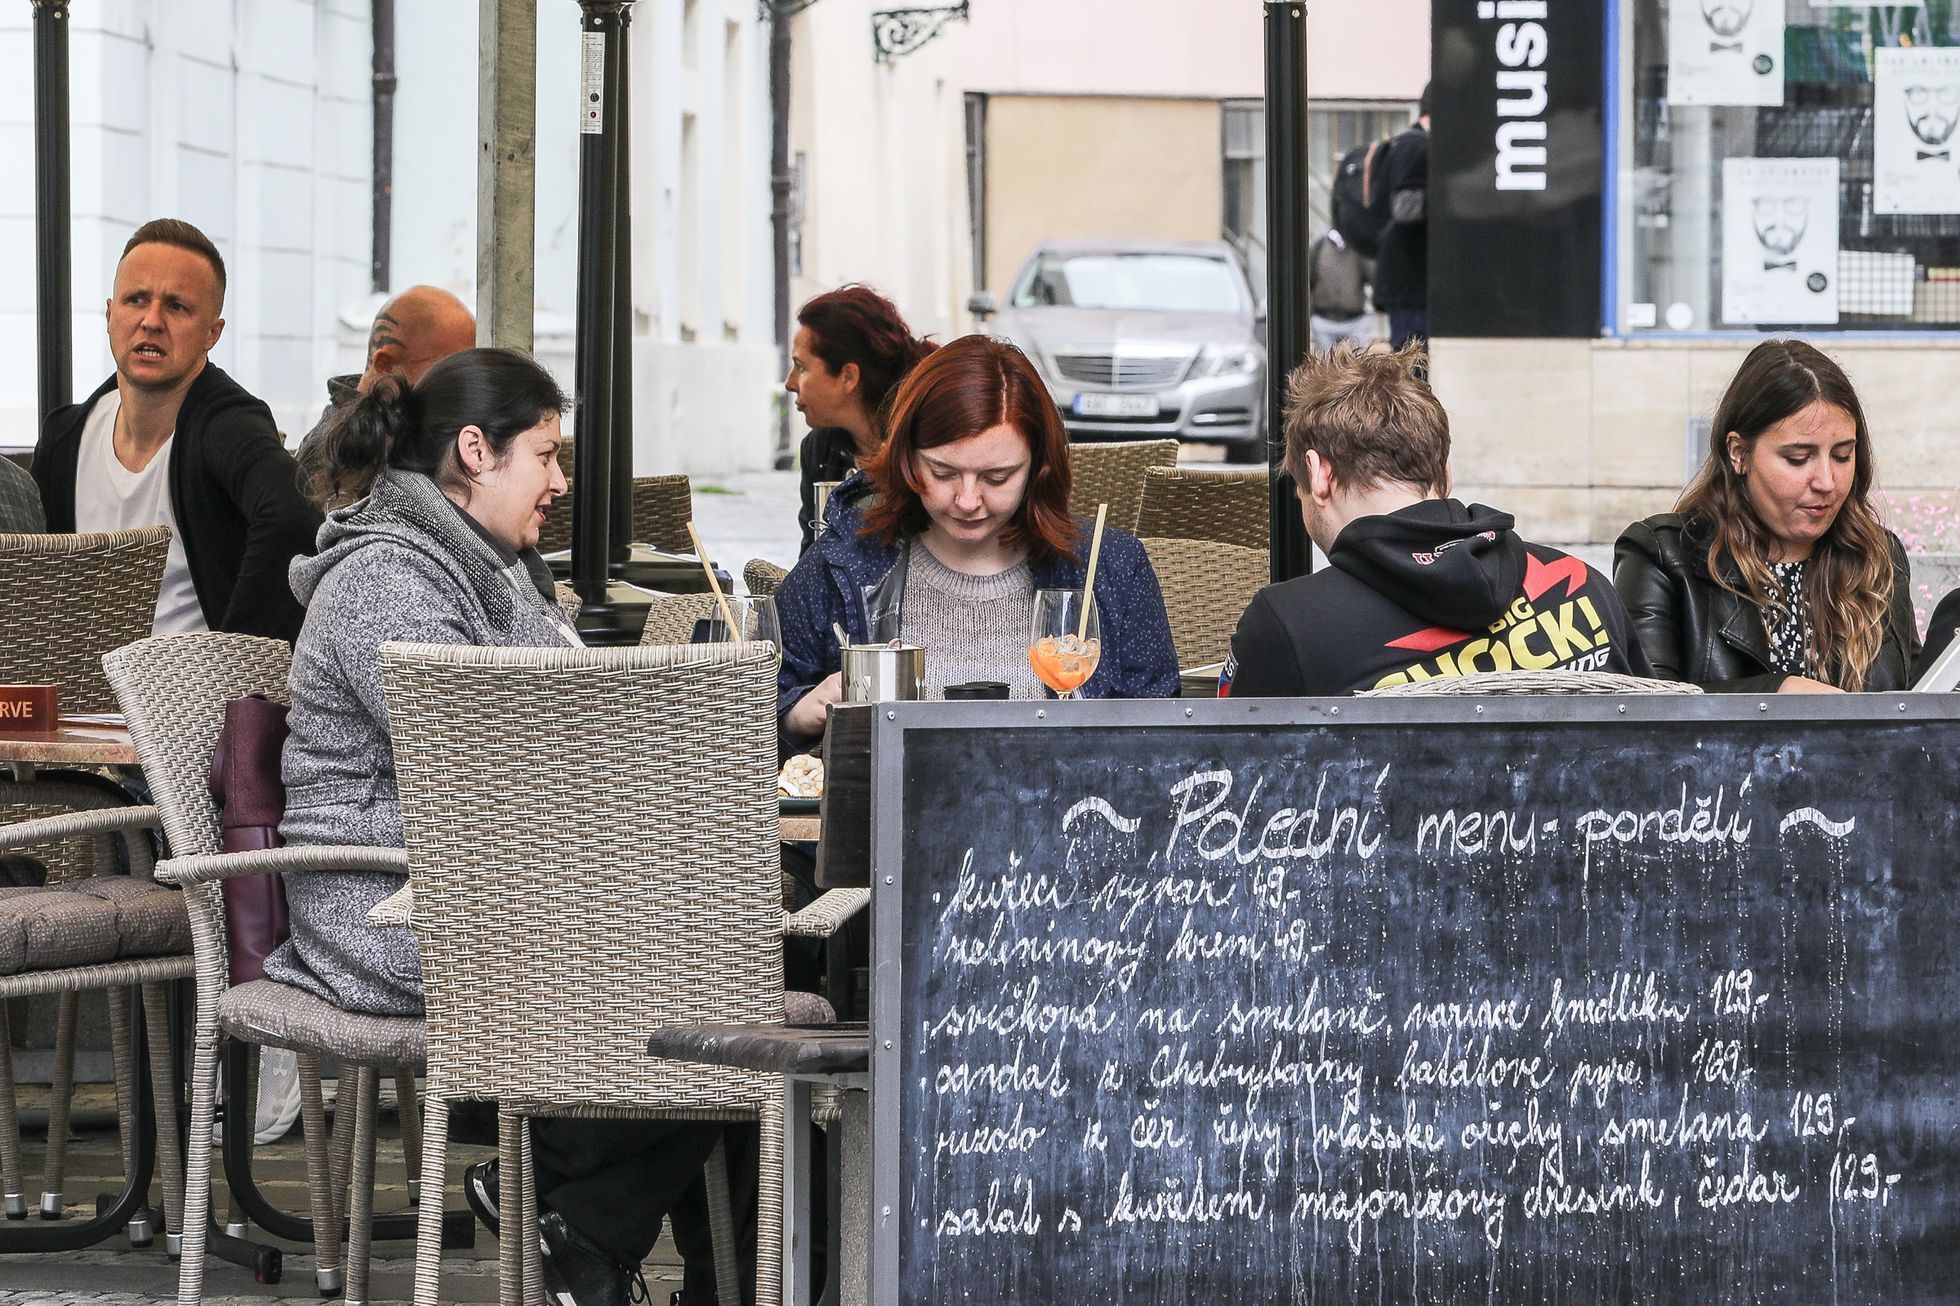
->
xmin=1627 ymin=0 xmax=1960 ymax=333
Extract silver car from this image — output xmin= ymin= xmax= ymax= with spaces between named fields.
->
xmin=970 ymin=239 xmax=1266 ymax=463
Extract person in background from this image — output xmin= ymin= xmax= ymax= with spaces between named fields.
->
xmin=774 ymin=335 xmax=1179 ymax=740
xmin=299 ymin=285 xmax=478 ymax=457
xmin=785 ymin=285 xmax=935 ymax=553
xmin=1614 ymin=339 xmax=1917 ymax=693
xmin=0 ymin=456 xmax=44 ymax=532
xmin=1374 ymin=84 xmax=1431 ymax=351
xmin=1222 ymin=343 xmax=1648 ymax=696
xmin=32 ymin=218 xmax=320 ymax=642
xmin=1308 ymin=227 xmax=1378 ymax=356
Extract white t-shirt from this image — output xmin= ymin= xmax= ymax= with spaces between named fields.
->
xmin=72 ymin=391 xmax=207 ymax=636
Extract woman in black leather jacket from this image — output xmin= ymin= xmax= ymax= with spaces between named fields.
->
xmin=1613 ymin=339 xmax=1919 ymax=694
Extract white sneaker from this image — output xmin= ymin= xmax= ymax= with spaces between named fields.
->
xmin=252 ymin=1047 xmax=303 ymax=1145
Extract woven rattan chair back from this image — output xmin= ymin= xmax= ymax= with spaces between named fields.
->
xmin=631 ymin=474 xmax=694 ymax=552
xmin=1136 ymin=466 xmax=1270 ymax=551
xmin=743 ymin=558 xmax=788 ymax=598
xmin=1362 ymin=669 xmax=1703 ymax=696
xmin=1066 ymin=439 xmax=1179 ymax=532
xmin=380 ymin=641 xmax=783 ymax=1112
xmin=101 ymin=633 xmax=293 ymax=861
xmin=0 ymin=528 xmax=170 ymax=713
xmin=1140 ymin=536 xmax=1268 ymax=669
xmin=638 ymin=593 xmax=724 ymax=648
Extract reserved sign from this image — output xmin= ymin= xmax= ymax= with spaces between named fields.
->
xmin=0 ymin=685 xmax=57 ymax=732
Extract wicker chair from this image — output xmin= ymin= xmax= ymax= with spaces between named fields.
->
xmin=1135 ymin=466 xmax=1270 ymax=552
xmin=103 ymin=633 xmax=426 ymax=1305
xmin=631 ymin=474 xmax=695 ymax=552
xmin=1066 ymin=439 xmax=1179 ymax=532
xmin=1361 ymin=669 xmax=1703 ymax=696
xmin=639 ymin=594 xmax=725 ymax=648
xmin=378 ymin=641 xmax=864 ymax=1306
xmin=539 ymin=465 xmax=694 ymax=556
xmin=0 ymin=526 xmax=180 ymax=1230
xmin=744 ymin=559 xmax=789 ymax=599
xmin=1140 ymin=537 xmax=1269 ymax=670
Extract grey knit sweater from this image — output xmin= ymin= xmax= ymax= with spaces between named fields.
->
xmin=264 ymin=469 xmax=579 ymax=1015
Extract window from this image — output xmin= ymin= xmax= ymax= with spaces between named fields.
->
xmin=1624 ymin=0 xmax=1960 ymax=333
xmin=1010 ymin=252 xmax=1247 ymax=315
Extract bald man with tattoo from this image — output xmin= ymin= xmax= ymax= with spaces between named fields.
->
xmin=300 ymin=285 xmax=477 ymax=456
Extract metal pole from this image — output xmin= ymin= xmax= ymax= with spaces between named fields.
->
xmin=1262 ymin=1 xmax=1314 ymax=584
xmin=571 ymin=0 xmax=622 ymax=609
xmin=371 ymin=0 xmax=397 ymax=293
xmin=32 ymin=0 xmax=72 ymax=423
xmin=769 ymin=9 xmax=795 ymax=470
xmin=478 ymin=0 xmax=538 ymax=349
xmin=609 ymin=3 xmax=634 ymax=562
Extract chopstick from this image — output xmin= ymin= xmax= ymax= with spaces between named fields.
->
xmin=1078 ymin=503 xmax=1107 ymax=641
xmin=685 ymin=521 xmax=742 ymax=638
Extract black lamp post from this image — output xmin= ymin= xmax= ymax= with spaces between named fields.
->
xmin=1263 ymin=1 xmax=1314 ymax=584
xmin=570 ymin=0 xmax=625 ymax=627
xmin=32 ymin=0 xmax=71 ymax=424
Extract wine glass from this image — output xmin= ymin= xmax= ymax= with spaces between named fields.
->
xmin=701 ymin=595 xmax=782 ymax=667
xmin=1028 ymin=588 xmax=1101 ymax=699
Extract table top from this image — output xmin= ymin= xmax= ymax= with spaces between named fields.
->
xmin=646 ymin=1021 xmax=869 ymax=1077
xmin=0 ymin=719 xmax=138 ymax=767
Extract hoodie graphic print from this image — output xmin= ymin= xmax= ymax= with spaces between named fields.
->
xmin=1222 ymin=499 xmax=1650 ymax=697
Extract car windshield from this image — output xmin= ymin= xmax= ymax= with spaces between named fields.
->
xmin=1011 ymin=253 xmax=1243 ymax=314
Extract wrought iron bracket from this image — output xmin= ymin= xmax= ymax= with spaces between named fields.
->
xmin=871 ymin=0 xmax=969 ymax=63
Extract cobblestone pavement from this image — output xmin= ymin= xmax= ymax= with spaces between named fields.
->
xmin=0 ymin=1085 xmax=687 ymax=1305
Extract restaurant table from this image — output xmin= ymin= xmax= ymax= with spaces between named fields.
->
xmin=644 ymin=1021 xmax=869 ymax=1306
xmin=0 ymin=718 xmax=140 ymax=772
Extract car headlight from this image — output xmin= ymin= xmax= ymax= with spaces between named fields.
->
xmin=1196 ymin=344 xmax=1262 ymax=377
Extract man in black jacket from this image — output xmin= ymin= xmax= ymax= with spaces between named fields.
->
xmin=1374 ymin=86 xmax=1430 ymax=350
xmin=1222 ymin=344 xmax=1650 ymax=696
xmin=34 ymin=218 xmax=320 ymax=642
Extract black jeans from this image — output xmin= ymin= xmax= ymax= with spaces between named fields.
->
xmin=531 ymin=1117 xmax=727 ymax=1267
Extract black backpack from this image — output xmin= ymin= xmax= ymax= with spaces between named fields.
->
xmin=1331 ymin=139 xmax=1392 ymax=259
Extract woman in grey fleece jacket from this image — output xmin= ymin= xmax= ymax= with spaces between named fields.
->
xmin=269 ymin=349 xmax=733 ymax=1305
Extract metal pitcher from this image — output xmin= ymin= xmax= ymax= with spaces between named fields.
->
xmin=841 ymin=643 xmax=925 ymax=703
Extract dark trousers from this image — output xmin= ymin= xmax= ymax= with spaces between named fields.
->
xmin=531 ymin=1117 xmax=727 ymax=1267
xmin=1388 ymin=308 xmax=1429 ymax=351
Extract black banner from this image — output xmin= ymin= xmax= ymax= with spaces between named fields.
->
xmin=1430 ymin=0 xmax=1606 ymax=337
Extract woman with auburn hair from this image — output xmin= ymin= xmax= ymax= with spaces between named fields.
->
xmin=774 ymin=334 xmax=1179 ymax=737
xmin=786 ymin=284 xmax=935 ymax=552
xmin=1614 ymin=339 xmax=1918 ymax=692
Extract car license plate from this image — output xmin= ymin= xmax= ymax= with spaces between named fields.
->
xmin=1075 ymin=393 xmax=1159 ymax=419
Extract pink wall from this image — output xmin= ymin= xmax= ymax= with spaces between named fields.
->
xmin=958 ymin=0 xmax=1428 ymax=102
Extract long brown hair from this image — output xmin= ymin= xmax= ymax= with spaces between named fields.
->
xmin=1677 ymin=339 xmax=1893 ymax=689
xmin=796 ymin=285 xmax=936 ymax=424
xmin=859 ymin=335 xmax=1078 ymax=564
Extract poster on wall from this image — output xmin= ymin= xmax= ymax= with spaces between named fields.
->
xmin=1668 ymin=0 xmax=1785 ymax=106
xmin=1721 ymin=157 xmax=1840 ymax=326
xmin=1875 ymin=47 xmax=1960 ymax=215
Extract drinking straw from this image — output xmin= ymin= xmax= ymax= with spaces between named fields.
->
xmin=686 ymin=521 xmax=742 ymax=638
xmin=1077 ymin=503 xmax=1108 ymax=641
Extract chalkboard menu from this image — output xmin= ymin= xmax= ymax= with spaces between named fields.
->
xmin=868 ymin=698 xmax=1960 ymax=1305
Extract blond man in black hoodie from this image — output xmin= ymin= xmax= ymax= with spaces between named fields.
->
xmin=1222 ymin=344 xmax=1650 ymax=696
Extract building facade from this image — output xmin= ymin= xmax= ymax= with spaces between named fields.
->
xmin=0 ymin=0 xmax=778 ymax=477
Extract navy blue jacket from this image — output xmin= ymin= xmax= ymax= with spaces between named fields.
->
xmin=776 ymin=478 xmax=1180 ymax=730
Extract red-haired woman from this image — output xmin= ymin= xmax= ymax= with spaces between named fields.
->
xmin=775 ymin=335 xmax=1180 ymax=737
xmin=786 ymin=284 xmax=935 ymax=552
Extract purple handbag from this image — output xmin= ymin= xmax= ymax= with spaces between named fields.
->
xmin=208 ymin=694 xmax=291 ymax=986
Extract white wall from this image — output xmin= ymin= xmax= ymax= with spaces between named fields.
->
xmin=0 ymin=0 xmax=371 ymax=442
xmin=389 ymin=0 xmax=778 ymax=476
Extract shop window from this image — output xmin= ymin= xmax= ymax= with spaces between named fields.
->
xmin=1625 ymin=0 xmax=1960 ymax=333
